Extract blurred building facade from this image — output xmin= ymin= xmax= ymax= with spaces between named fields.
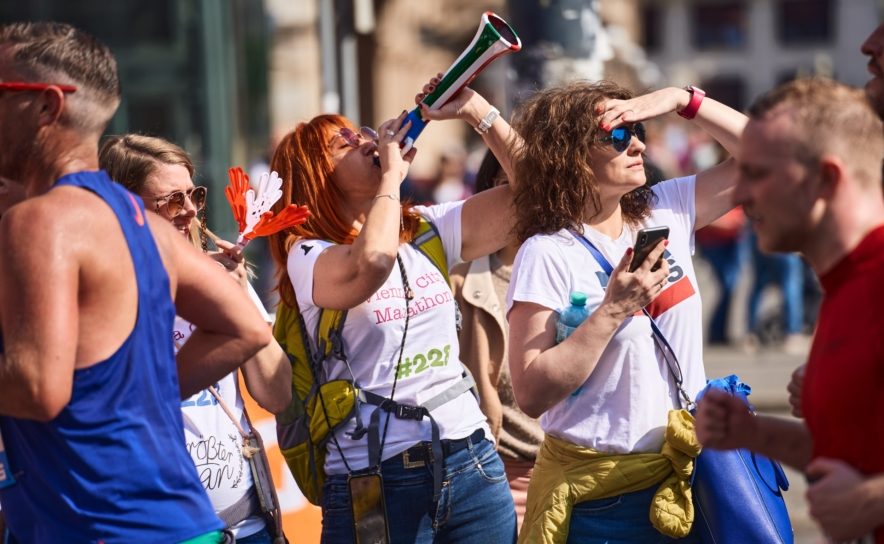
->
xmin=638 ymin=0 xmax=881 ymax=110
xmin=266 ymin=0 xmax=882 ymax=175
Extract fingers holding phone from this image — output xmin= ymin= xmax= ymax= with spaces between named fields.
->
xmin=601 ymin=226 xmax=671 ymax=318
xmin=629 ymin=226 xmax=669 ymax=273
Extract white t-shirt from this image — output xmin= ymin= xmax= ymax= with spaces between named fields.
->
xmin=507 ymin=176 xmax=707 ymax=454
xmin=287 ymin=202 xmax=490 ymax=474
xmin=176 ymin=283 xmax=270 ymax=538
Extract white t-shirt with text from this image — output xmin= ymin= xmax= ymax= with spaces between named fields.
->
xmin=176 ymin=283 xmax=270 ymax=538
xmin=507 ymin=176 xmax=707 ymax=454
xmin=287 ymin=201 xmax=490 ymax=474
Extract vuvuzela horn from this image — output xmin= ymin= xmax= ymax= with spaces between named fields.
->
xmin=401 ymin=11 xmax=521 ymax=153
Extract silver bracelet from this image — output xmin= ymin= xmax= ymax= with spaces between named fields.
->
xmin=474 ymin=106 xmax=500 ymax=134
xmin=373 ymin=193 xmax=400 ymax=202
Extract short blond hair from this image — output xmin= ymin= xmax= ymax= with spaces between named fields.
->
xmin=0 ymin=22 xmax=120 ymax=135
xmin=749 ymin=78 xmax=883 ymax=187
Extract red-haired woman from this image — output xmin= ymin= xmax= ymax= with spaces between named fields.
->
xmin=267 ymin=87 xmax=519 ymax=542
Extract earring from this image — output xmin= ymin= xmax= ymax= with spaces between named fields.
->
xmin=199 ymin=206 xmax=209 ymax=253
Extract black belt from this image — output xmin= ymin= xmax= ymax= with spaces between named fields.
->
xmin=398 ymin=428 xmax=485 ymax=469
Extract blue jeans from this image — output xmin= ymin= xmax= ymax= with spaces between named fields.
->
xmin=700 ymin=239 xmax=747 ymax=344
xmin=236 ymin=527 xmax=273 ymax=544
xmin=320 ymin=438 xmax=516 ymax=543
xmin=748 ymin=235 xmax=804 ymax=336
xmin=567 ymin=485 xmax=701 ymax=544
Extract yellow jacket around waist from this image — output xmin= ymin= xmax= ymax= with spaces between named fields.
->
xmin=519 ymin=409 xmax=700 ymax=544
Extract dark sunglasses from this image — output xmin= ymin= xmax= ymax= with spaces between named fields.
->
xmin=0 ymin=81 xmax=77 ymax=94
xmin=598 ymin=123 xmax=646 ymax=153
xmin=338 ymin=126 xmax=379 ymax=148
xmin=155 ymin=186 xmax=207 ymax=216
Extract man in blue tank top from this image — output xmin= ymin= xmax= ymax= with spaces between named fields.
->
xmin=0 ymin=22 xmax=272 ymax=543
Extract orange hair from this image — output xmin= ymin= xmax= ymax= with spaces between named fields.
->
xmin=268 ymin=114 xmax=419 ymax=307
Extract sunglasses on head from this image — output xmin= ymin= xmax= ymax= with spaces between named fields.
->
xmin=0 ymin=81 xmax=77 ymax=94
xmin=155 ymin=186 xmax=207 ymax=216
xmin=338 ymin=126 xmax=379 ymax=148
xmin=598 ymin=123 xmax=646 ymax=153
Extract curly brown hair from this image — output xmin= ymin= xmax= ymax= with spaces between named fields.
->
xmin=512 ymin=80 xmax=655 ymax=242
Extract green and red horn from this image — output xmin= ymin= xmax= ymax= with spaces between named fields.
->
xmin=401 ymin=11 xmax=520 ymax=153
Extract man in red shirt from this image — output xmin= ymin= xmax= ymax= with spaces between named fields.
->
xmin=695 ymin=78 xmax=884 ymax=543
xmin=786 ymin=21 xmax=884 ymax=420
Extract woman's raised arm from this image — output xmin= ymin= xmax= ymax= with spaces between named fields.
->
xmin=418 ymin=79 xmax=523 ymax=262
xmin=598 ymin=86 xmax=748 ymax=230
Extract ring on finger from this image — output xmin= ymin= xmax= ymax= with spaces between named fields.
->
xmin=385 ymin=129 xmax=396 ymax=137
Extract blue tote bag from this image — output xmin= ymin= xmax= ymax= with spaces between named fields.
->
xmin=571 ymin=233 xmax=793 ymax=543
xmin=692 ymin=376 xmax=793 ymax=544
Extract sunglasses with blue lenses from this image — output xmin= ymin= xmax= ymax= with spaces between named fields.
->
xmin=598 ymin=122 xmax=646 ymax=153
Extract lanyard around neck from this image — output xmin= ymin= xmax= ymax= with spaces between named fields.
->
xmin=568 ymin=230 xmax=694 ymax=410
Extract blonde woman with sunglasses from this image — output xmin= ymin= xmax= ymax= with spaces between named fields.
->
xmin=100 ymin=134 xmax=290 ymax=543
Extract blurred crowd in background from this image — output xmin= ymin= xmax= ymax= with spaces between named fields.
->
xmin=2 ymin=0 xmax=879 ymax=351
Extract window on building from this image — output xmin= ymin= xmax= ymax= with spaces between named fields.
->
xmin=776 ymin=0 xmax=833 ymax=45
xmin=641 ymin=4 xmax=661 ymax=53
xmin=702 ymin=76 xmax=746 ymax=112
xmin=691 ymin=2 xmax=747 ymax=50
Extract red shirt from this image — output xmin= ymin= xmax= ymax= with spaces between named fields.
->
xmin=803 ymin=225 xmax=884 ymax=541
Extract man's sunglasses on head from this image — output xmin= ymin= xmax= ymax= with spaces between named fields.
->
xmin=0 ymin=81 xmax=77 ymax=94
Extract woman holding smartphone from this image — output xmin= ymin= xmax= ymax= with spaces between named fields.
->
xmin=504 ymin=81 xmax=747 ymax=543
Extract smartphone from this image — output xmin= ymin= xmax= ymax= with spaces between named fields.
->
xmin=629 ymin=226 xmax=669 ymax=273
xmin=349 ymin=473 xmax=390 ymax=544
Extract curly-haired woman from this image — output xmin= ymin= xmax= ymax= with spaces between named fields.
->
xmin=505 ymin=82 xmax=747 ymax=543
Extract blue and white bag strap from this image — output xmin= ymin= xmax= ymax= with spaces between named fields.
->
xmin=569 ymin=230 xmax=695 ymax=410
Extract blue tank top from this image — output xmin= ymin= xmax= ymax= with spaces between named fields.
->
xmin=0 ymin=171 xmax=223 ymax=543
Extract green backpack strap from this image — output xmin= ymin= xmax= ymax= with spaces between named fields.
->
xmin=411 ymin=217 xmax=449 ymax=284
xmin=315 ymin=307 xmax=347 ymax=364
xmin=273 ymin=295 xmax=349 ymax=420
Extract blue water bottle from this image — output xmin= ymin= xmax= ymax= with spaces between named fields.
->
xmin=556 ymin=291 xmax=590 ymax=343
